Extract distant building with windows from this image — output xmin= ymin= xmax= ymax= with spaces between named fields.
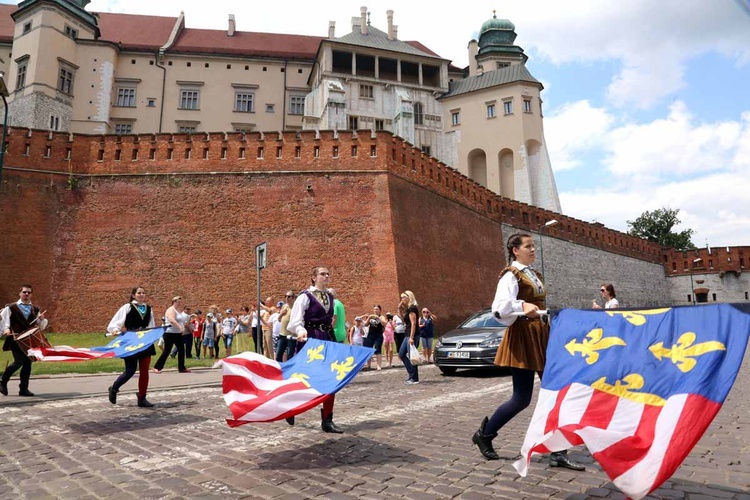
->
xmin=0 ymin=0 xmax=560 ymax=211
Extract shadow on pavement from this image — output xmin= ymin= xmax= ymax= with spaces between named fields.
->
xmin=254 ymin=436 xmax=427 ymax=470
xmin=66 ymin=410 xmax=205 ymax=436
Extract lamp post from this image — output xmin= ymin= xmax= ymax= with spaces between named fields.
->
xmin=689 ymin=257 xmax=702 ymax=305
xmin=538 ymin=219 xmax=558 ymax=283
xmin=0 ymin=71 xmax=9 ymax=183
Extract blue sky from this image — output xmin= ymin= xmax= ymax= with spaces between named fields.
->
xmin=4 ymin=0 xmax=749 ymax=245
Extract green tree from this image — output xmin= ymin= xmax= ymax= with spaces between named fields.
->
xmin=627 ymin=208 xmax=696 ymax=249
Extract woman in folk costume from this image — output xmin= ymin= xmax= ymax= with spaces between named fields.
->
xmin=472 ymin=233 xmax=585 ymax=471
xmin=287 ymin=266 xmax=342 ymax=433
xmin=106 ymin=286 xmax=157 ymax=408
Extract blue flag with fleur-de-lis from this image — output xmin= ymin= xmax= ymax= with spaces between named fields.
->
xmin=91 ymin=326 xmax=166 ymax=358
xmin=515 ymin=304 xmax=750 ymax=500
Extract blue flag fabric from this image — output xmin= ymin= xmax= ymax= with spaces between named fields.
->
xmin=91 ymin=326 xmax=166 ymax=358
xmin=544 ymin=303 xmax=750 ymax=402
xmin=280 ymin=338 xmax=375 ymax=395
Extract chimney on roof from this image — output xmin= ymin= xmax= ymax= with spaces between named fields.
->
xmin=392 ymin=25 xmax=398 ymax=40
xmin=467 ymin=39 xmax=478 ymax=76
xmin=228 ymin=14 xmax=236 ymax=37
xmin=360 ymin=6 xmax=368 ymax=35
xmin=328 ymin=21 xmax=335 ymax=39
xmin=387 ymin=10 xmax=394 ymax=40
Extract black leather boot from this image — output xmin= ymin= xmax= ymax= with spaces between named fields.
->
xmin=321 ymin=409 xmax=343 ymax=433
xmin=285 ymin=416 xmax=295 ymax=426
xmin=108 ymin=386 xmax=117 ymax=405
xmin=549 ymin=450 xmax=585 ymax=471
xmin=18 ymin=387 xmax=34 ymax=397
xmin=137 ymin=394 xmax=154 ymax=408
xmin=0 ymin=380 xmax=7 ymax=396
xmin=472 ymin=416 xmax=500 ymax=460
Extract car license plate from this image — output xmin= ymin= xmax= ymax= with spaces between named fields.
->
xmin=448 ymin=351 xmax=470 ymax=359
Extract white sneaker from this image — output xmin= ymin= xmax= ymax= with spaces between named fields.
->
xmin=405 ymin=379 xmax=420 ymax=385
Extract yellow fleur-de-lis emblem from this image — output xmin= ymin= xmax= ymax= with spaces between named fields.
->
xmin=306 ymin=345 xmax=325 ymax=363
xmin=606 ymin=308 xmax=670 ymax=326
xmin=330 ymin=356 xmax=355 ymax=381
xmin=109 ymin=340 xmax=122 ymax=348
xmin=591 ymin=373 xmax=665 ymax=407
xmin=124 ymin=343 xmax=145 ymax=352
xmin=290 ymin=373 xmax=311 ymax=387
xmin=565 ymin=328 xmax=626 ymax=364
xmin=135 ymin=330 xmax=147 ymax=339
xmin=649 ymin=332 xmax=726 ymax=373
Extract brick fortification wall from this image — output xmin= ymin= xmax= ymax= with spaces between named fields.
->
xmin=0 ymin=127 xmax=668 ymax=333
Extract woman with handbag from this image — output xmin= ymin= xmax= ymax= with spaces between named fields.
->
xmin=397 ymin=290 xmax=421 ymax=385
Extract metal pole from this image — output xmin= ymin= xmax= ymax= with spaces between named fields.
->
xmin=689 ymin=267 xmax=696 ymax=305
xmin=0 ymin=94 xmax=8 ymax=183
xmin=538 ymin=228 xmax=546 ymax=283
xmin=256 ymin=267 xmax=262 ymax=354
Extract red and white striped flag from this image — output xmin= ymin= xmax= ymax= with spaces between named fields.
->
xmin=28 ymin=346 xmax=116 ymax=362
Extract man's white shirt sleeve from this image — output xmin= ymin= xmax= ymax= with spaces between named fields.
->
xmin=288 ymin=290 xmax=311 ymax=336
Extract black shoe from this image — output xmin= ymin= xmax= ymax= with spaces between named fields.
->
xmin=18 ymin=388 xmax=35 ymax=397
xmin=137 ymin=395 xmax=155 ymax=408
xmin=285 ymin=416 xmax=295 ymax=426
xmin=549 ymin=451 xmax=585 ymax=471
xmin=321 ymin=409 xmax=343 ymax=434
xmin=472 ymin=416 xmax=500 ymax=460
xmin=0 ymin=380 xmax=7 ymax=396
xmin=108 ymin=386 xmax=117 ymax=405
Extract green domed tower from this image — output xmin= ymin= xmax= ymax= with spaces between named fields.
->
xmin=474 ymin=11 xmax=527 ymax=70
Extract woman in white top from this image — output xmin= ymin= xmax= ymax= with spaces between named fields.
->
xmin=153 ymin=296 xmax=191 ymax=373
xmin=592 ymin=283 xmax=619 ymax=309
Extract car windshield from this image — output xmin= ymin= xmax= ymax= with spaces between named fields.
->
xmin=459 ymin=310 xmax=506 ymax=329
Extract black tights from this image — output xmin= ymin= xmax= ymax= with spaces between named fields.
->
xmin=486 ymin=368 xmax=541 ymax=435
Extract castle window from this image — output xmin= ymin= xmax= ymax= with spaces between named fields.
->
xmin=348 ymin=116 xmax=358 ymax=130
xmin=235 ymin=92 xmax=254 ymax=113
xmin=486 ymin=103 xmax=496 ymax=118
xmin=49 ymin=115 xmax=61 ymax=131
xmin=257 ymin=146 xmax=264 ymax=159
xmin=375 ymin=119 xmax=384 ymax=131
xmin=289 ymin=95 xmax=305 ymax=115
xmin=314 ymin=146 xmax=320 ymax=158
xmin=265 ymin=104 xmax=275 ymax=113
xmin=497 ymin=62 xmax=510 ymax=69
xmin=351 ymin=145 xmax=357 ymax=157
xmin=332 ymin=146 xmax=339 ymax=158
xmin=64 ymin=25 xmax=78 ymax=39
xmin=116 ymin=87 xmax=136 ymax=107
xmin=178 ymin=126 xmax=196 ymax=134
xmin=114 ymin=123 xmax=132 ymax=135
xmin=147 ymin=98 xmax=156 ymax=107
xmin=414 ymin=102 xmax=424 ymax=125
xmin=58 ymin=67 xmax=75 ymax=94
xmin=15 ymin=59 xmax=27 ymax=90
xmin=451 ymin=110 xmax=460 ymax=126
xmin=179 ymin=89 xmax=200 ymax=110
xmin=421 ymin=145 xmax=431 ymax=156
xmin=503 ymin=99 xmax=513 ymax=115
xmin=23 ymin=22 xmax=31 ymax=35
xmin=523 ymin=99 xmax=532 ymax=114
xmin=360 ymin=84 xmax=374 ymax=99
xmin=295 ymin=146 xmax=301 ymax=158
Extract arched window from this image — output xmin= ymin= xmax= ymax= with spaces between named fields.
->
xmin=414 ymin=102 xmax=424 ymax=125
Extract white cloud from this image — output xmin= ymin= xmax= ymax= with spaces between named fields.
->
xmin=544 ymin=100 xmax=614 ymax=171
xmin=555 ymin=101 xmax=750 ymax=245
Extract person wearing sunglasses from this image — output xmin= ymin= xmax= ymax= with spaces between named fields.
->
xmin=592 ymin=283 xmax=619 ymax=309
xmin=1 ymin=285 xmax=48 ymax=397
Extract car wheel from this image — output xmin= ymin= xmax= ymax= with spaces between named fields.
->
xmin=438 ymin=366 xmax=457 ymax=375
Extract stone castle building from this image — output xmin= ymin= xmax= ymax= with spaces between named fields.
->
xmin=0 ymin=0 xmax=560 ymax=211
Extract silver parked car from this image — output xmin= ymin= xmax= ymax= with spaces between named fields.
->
xmin=433 ymin=309 xmax=507 ymax=374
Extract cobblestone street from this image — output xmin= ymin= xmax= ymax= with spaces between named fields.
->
xmin=1 ymin=358 xmax=749 ymax=499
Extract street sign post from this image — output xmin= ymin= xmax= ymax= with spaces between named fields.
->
xmin=255 ymin=242 xmax=267 ymax=354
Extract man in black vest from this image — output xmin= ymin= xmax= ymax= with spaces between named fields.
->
xmin=1 ymin=285 xmax=48 ymax=397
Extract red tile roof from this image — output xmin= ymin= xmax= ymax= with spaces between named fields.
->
xmin=405 ymin=40 xmax=440 ymax=58
xmin=171 ymin=28 xmax=323 ymax=60
xmin=97 ymin=12 xmax=178 ymax=50
xmin=0 ymin=4 xmax=17 ymax=44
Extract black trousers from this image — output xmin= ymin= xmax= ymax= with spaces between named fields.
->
xmin=1 ymin=340 xmax=32 ymax=390
xmin=153 ymin=332 xmax=186 ymax=371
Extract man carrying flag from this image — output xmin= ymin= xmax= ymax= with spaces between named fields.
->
xmin=286 ymin=266 xmax=342 ymax=432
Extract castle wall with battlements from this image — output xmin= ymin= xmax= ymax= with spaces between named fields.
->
xmin=1 ymin=127 xmax=745 ymax=332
